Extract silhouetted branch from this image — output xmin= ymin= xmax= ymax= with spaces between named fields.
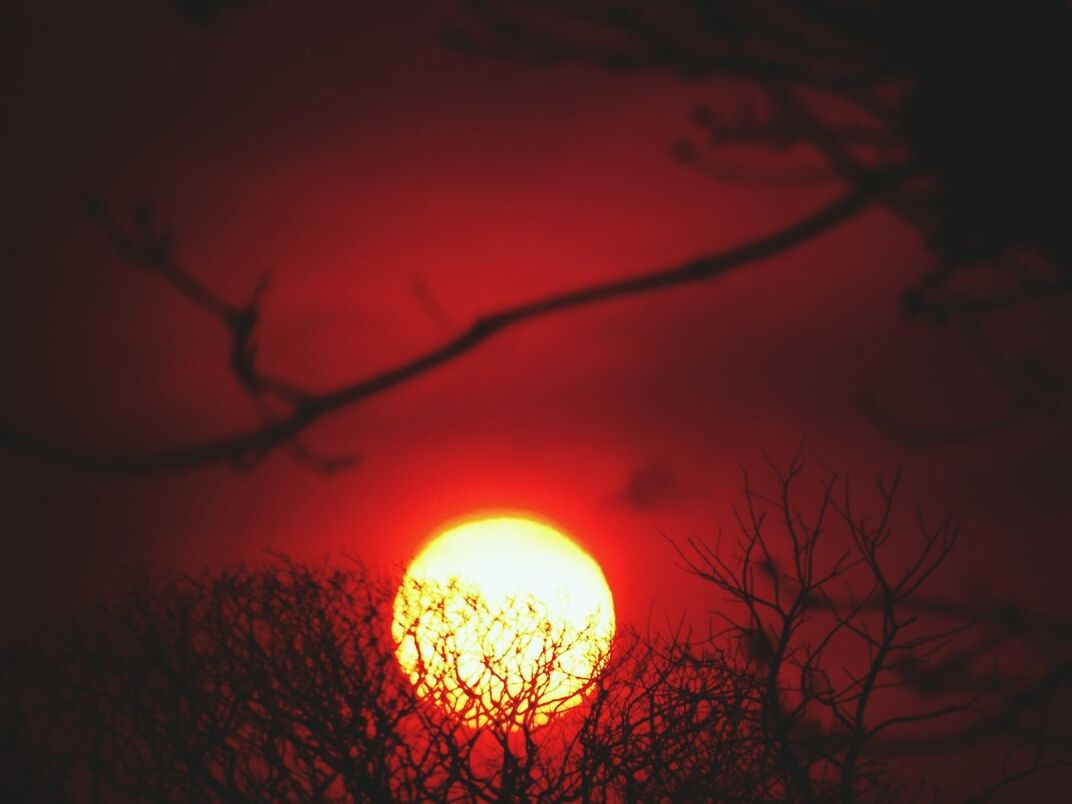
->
xmin=449 ymin=0 xmax=1072 ymax=443
xmin=10 ymin=4 xmax=1068 ymax=465
xmin=0 ymin=168 xmax=909 ymax=474
xmin=670 ymin=452 xmax=1071 ymax=800
xmin=5 ymin=458 xmax=1068 ymax=800
xmin=0 ymin=558 xmax=773 ymax=801
xmin=854 ymin=392 xmax=1031 ymax=447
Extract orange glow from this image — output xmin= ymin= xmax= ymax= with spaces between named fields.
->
xmin=392 ymin=516 xmax=616 ymax=729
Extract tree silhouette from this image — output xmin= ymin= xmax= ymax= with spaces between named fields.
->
xmin=3 ymin=459 xmax=1067 ymax=801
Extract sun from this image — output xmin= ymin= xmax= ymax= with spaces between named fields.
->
xmin=392 ymin=516 xmax=616 ymax=729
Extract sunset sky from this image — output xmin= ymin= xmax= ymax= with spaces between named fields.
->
xmin=2 ymin=0 xmax=1068 ymax=661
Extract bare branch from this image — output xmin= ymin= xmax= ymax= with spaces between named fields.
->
xmin=0 ymin=168 xmax=908 ymax=474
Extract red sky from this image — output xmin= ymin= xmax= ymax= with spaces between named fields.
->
xmin=2 ymin=0 xmax=1069 ymax=653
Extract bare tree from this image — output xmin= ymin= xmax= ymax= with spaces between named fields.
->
xmin=671 ymin=450 xmax=1071 ymax=801
xmin=0 ymin=556 xmax=767 ymax=801
xmin=1 ymin=560 xmax=432 ymax=801
xmin=3 ymin=459 xmax=1068 ymax=801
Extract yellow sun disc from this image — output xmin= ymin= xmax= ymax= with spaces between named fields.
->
xmin=392 ymin=516 xmax=616 ymax=729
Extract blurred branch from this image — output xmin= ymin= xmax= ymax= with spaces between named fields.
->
xmin=450 ymin=0 xmax=1072 ymax=444
xmin=0 ymin=168 xmax=908 ymax=474
xmin=7 ymin=2 xmax=1068 ymax=468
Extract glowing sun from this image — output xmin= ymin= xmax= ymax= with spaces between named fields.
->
xmin=392 ymin=516 xmax=616 ymax=729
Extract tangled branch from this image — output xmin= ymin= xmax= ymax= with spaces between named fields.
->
xmin=3 ymin=458 xmax=1067 ymax=800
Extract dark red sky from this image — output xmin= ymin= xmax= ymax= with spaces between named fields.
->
xmin=2 ymin=0 xmax=1069 ymax=646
